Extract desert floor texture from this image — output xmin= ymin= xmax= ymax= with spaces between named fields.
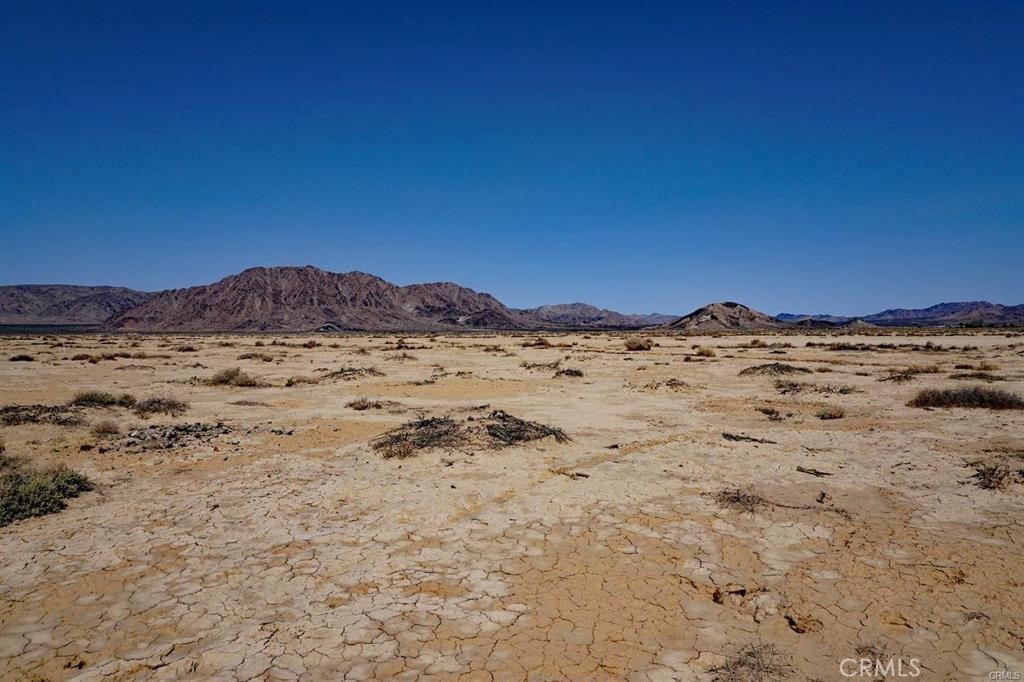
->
xmin=1 ymin=331 xmax=1022 ymax=682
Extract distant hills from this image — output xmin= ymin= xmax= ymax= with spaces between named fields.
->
xmin=1 ymin=267 xmax=1020 ymax=331
xmin=777 ymin=301 xmax=1024 ymax=327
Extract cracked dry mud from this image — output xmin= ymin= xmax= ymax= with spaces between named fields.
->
xmin=1 ymin=332 xmax=1023 ymax=681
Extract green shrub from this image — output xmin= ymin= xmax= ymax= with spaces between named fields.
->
xmin=1 ymin=462 xmax=94 ymax=527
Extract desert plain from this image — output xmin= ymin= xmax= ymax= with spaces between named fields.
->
xmin=1 ymin=330 xmax=1022 ymax=681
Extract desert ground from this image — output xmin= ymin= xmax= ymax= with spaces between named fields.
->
xmin=1 ymin=330 xmax=1023 ymax=681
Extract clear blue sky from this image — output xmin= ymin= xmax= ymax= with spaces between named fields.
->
xmin=2 ymin=1 xmax=1021 ymax=315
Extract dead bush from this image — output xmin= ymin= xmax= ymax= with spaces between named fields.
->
xmin=816 ymin=405 xmax=845 ymax=420
xmin=208 ymin=367 xmax=262 ymax=387
xmin=908 ymin=386 xmax=1024 ymax=410
xmin=740 ymin=363 xmax=811 ymax=377
xmin=134 ymin=397 xmax=189 ymax=418
xmin=624 ymin=338 xmax=654 ymax=351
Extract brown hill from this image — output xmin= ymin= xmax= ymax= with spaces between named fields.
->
xmin=106 ymin=266 xmax=544 ymax=332
xmin=525 ymin=303 xmax=676 ymax=328
xmin=0 ymin=285 xmax=154 ymax=325
xmin=665 ymin=302 xmax=788 ymax=332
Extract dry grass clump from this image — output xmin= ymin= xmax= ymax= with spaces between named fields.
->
xmin=554 ymin=368 xmax=584 ymax=377
xmin=238 ymin=352 xmax=274 ymax=362
xmin=522 ymin=337 xmax=552 ymax=348
xmin=1 ymin=458 xmax=94 ymax=527
xmin=880 ymin=369 xmax=916 ymax=384
xmin=624 ymin=337 xmax=654 ymax=351
xmin=969 ymin=462 xmax=1014 ymax=491
xmin=715 ymin=489 xmax=770 ymax=515
xmin=347 ymin=397 xmax=384 ymax=411
xmin=176 ymin=345 xmax=198 ymax=353
xmin=91 ymin=420 xmax=120 ymax=437
xmin=483 ymin=410 xmax=569 ymax=447
xmin=757 ymin=407 xmax=785 ymax=422
xmin=133 ymin=397 xmax=189 ymax=418
xmin=326 ymin=366 xmax=385 ymax=380
xmin=739 ymin=363 xmax=811 ymax=377
xmin=69 ymin=391 xmax=136 ymax=408
xmin=372 ymin=416 xmax=465 ymax=459
xmin=385 ymin=352 xmax=418 ymax=361
xmin=285 ymin=375 xmax=320 ymax=387
xmin=710 ymin=642 xmax=793 ymax=682
xmin=816 ymin=405 xmax=846 ymax=420
xmin=521 ymin=360 xmax=561 ymax=371
xmin=208 ymin=367 xmax=262 ymax=387
xmin=9 ymin=354 xmax=34 ymax=362
xmin=908 ymin=386 xmax=1024 ymax=410
xmin=949 ymin=371 xmax=1004 ymax=382
xmin=695 ymin=347 xmax=716 ymax=358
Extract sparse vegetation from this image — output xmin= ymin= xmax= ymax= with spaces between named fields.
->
xmin=554 ymin=368 xmax=584 ymax=377
xmin=133 ymin=397 xmax=189 ymax=417
xmin=816 ymin=405 xmax=846 ymax=420
xmin=285 ymin=375 xmax=320 ymax=387
xmin=238 ymin=352 xmax=274 ymax=362
xmin=9 ymin=354 xmax=34 ymax=362
xmin=710 ymin=643 xmax=793 ymax=682
xmin=969 ymin=462 xmax=1014 ymax=491
xmin=908 ymin=386 xmax=1024 ymax=410
xmin=1 ymin=458 xmax=94 ymax=527
xmin=325 ymin=366 xmax=385 ymax=380
xmin=624 ymin=337 xmax=654 ymax=351
xmin=949 ymin=371 xmax=1003 ymax=382
xmin=695 ymin=347 xmax=716 ymax=358
xmin=372 ymin=416 xmax=465 ymax=459
xmin=522 ymin=337 xmax=552 ymax=348
xmin=1 ymin=404 xmax=84 ymax=427
xmin=739 ymin=363 xmax=811 ymax=377
xmin=176 ymin=345 xmax=197 ymax=352
xmin=347 ymin=397 xmax=383 ymax=410
xmin=91 ymin=420 xmax=120 ymax=437
xmin=208 ymin=367 xmax=262 ymax=387
xmin=484 ymin=410 xmax=569 ymax=447
xmin=715 ymin=489 xmax=769 ymax=514
xmin=69 ymin=391 xmax=136 ymax=408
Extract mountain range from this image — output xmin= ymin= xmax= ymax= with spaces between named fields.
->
xmin=1 ymin=266 xmax=1021 ymax=331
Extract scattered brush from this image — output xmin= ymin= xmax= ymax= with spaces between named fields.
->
xmin=908 ymin=386 xmax=1024 ymax=410
xmin=483 ymin=410 xmax=569 ymax=447
xmin=757 ymin=407 xmax=785 ymax=422
xmin=522 ymin=337 xmax=552 ymax=348
xmin=715 ymin=489 xmax=770 ymax=515
xmin=816 ymin=405 xmax=846 ymax=420
xmin=624 ymin=338 xmax=654 ymax=351
xmin=325 ymin=366 xmax=385 ymax=381
xmin=880 ymin=369 xmax=917 ymax=384
xmin=207 ymin=367 xmax=262 ymax=387
xmin=176 ymin=345 xmax=197 ymax=353
xmin=69 ymin=391 xmax=136 ymax=408
xmin=710 ymin=643 xmax=793 ymax=682
xmin=347 ymin=397 xmax=384 ymax=411
xmin=1 ymin=460 xmax=94 ymax=527
xmin=554 ymin=368 xmax=584 ymax=378
xmin=133 ymin=397 xmax=189 ymax=418
xmin=521 ymin=360 xmax=561 ymax=371
xmin=9 ymin=354 xmax=34 ymax=362
xmin=1 ymin=405 xmax=84 ymax=427
xmin=229 ymin=400 xmax=269 ymax=407
xmin=238 ymin=352 xmax=274 ymax=362
xmin=949 ymin=372 xmax=1004 ymax=382
xmin=739 ymin=363 xmax=811 ymax=377
xmin=91 ymin=420 xmax=120 ymax=437
xmin=969 ymin=462 xmax=1014 ymax=491
xmin=371 ymin=416 xmax=465 ymax=459
xmin=773 ymin=380 xmax=807 ymax=395
xmin=385 ymin=352 xmax=418 ymax=361
xmin=285 ymin=375 xmax=320 ymax=387
xmin=723 ymin=432 xmax=777 ymax=444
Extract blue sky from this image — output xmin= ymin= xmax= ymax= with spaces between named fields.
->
xmin=2 ymin=1 xmax=1021 ymax=315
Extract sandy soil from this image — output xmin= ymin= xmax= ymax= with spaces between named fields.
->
xmin=1 ymin=331 xmax=1022 ymax=681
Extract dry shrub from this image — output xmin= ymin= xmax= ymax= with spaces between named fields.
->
xmin=1 ymin=460 xmax=94 ymax=527
xmin=91 ymin=420 xmax=120 ymax=437
xmin=134 ymin=397 xmax=189 ymax=418
xmin=69 ymin=391 xmax=136 ymax=408
xmin=554 ymin=368 xmax=584 ymax=377
xmin=816 ymin=405 xmax=845 ymax=420
xmin=522 ymin=337 xmax=552 ymax=348
xmin=710 ymin=643 xmax=793 ymax=682
xmin=238 ymin=352 xmax=274 ymax=362
xmin=285 ymin=375 xmax=320 ymax=387
xmin=715 ymin=489 xmax=769 ymax=514
xmin=326 ymin=366 xmax=385 ymax=380
xmin=484 ymin=410 xmax=568 ymax=447
xmin=625 ymin=338 xmax=654 ymax=351
xmin=949 ymin=372 xmax=1004 ymax=382
xmin=739 ymin=363 xmax=811 ymax=377
xmin=347 ymin=397 xmax=383 ymax=411
xmin=695 ymin=347 xmax=716 ymax=358
xmin=208 ymin=367 xmax=261 ymax=387
xmin=908 ymin=386 xmax=1024 ymax=410
xmin=372 ymin=416 xmax=465 ymax=459
xmin=9 ymin=354 xmax=34 ymax=362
